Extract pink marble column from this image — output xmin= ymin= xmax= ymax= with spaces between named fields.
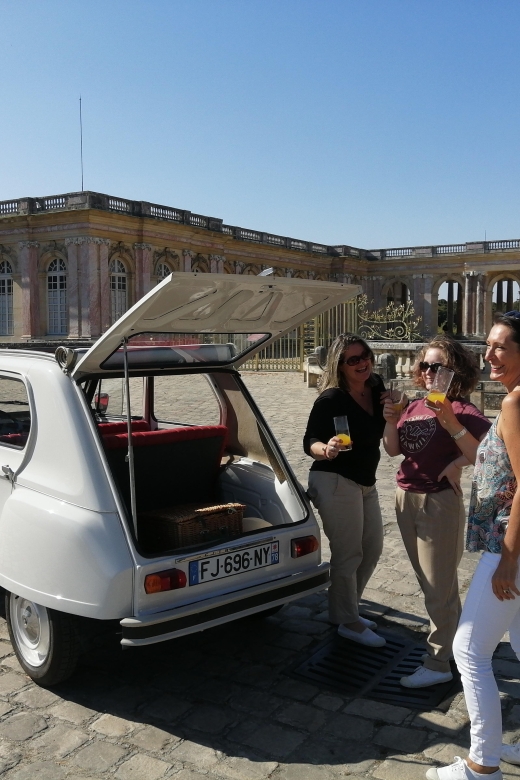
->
xmin=65 ymin=238 xmax=80 ymax=337
xmin=99 ymin=240 xmax=110 ymax=333
xmin=412 ymin=275 xmax=425 ymax=337
xmin=183 ymin=250 xmax=194 ymax=272
xmin=134 ymin=243 xmax=153 ymax=298
xmin=463 ymin=272 xmax=477 ymax=337
xmin=78 ymin=239 xmax=91 ymax=338
xmin=422 ymin=275 xmax=434 ymax=338
xmin=18 ymin=241 xmax=40 ymax=338
xmin=372 ymin=276 xmax=383 ymax=310
xmin=476 ymin=273 xmax=486 ymax=338
xmin=77 ymin=237 xmax=105 ymax=338
xmin=360 ymin=275 xmax=370 ymax=298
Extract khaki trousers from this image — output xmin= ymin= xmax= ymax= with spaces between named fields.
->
xmin=308 ymin=471 xmax=384 ymax=625
xmin=395 ymin=486 xmax=465 ymax=673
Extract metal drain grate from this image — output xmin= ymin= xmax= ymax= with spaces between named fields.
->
xmin=289 ymin=629 xmax=461 ymax=709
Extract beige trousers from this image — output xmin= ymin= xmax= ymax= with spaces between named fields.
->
xmin=308 ymin=471 xmax=384 ymax=625
xmin=395 ymin=486 xmax=466 ymax=673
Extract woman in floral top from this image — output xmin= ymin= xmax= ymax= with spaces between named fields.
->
xmin=427 ymin=312 xmax=520 ymax=780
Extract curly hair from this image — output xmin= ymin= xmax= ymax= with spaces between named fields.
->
xmin=411 ymin=335 xmax=480 ymax=399
xmin=318 ymin=333 xmax=378 ymax=394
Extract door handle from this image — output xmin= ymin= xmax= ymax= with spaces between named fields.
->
xmin=2 ymin=466 xmax=15 ymax=484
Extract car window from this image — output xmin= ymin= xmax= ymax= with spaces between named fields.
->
xmin=153 ymin=375 xmax=221 ymax=426
xmin=0 ymin=376 xmax=31 ymax=448
xmin=94 ymin=377 xmax=144 ymax=419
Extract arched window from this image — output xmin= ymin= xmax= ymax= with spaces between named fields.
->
xmin=386 ymin=282 xmax=410 ymax=306
xmin=110 ymin=259 xmax=128 ymax=323
xmin=0 ymin=261 xmax=13 ymax=336
xmin=156 ymin=262 xmax=172 ymax=282
xmin=47 ymin=259 xmax=67 ymax=335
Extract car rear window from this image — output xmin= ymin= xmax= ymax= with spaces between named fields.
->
xmin=99 ymin=332 xmax=270 ymax=370
xmin=0 ymin=376 xmax=31 ymax=448
xmin=153 ymin=374 xmax=221 ymax=427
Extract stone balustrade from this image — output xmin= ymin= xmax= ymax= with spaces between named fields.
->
xmin=0 ymin=191 xmax=345 ymax=257
xmin=369 ymin=342 xmax=487 ymax=377
xmin=367 ymin=240 xmax=520 ymax=259
xmin=4 ymin=191 xmax=520 ymax=263
xmin=304 ymin=341 xmax=488 ymax=388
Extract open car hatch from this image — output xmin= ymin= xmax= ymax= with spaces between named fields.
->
xmin=72 ymin=272 xmax=360 ymax=378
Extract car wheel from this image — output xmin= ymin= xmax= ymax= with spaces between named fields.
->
xmin=5 ymin=592 xmax=80 ymax=687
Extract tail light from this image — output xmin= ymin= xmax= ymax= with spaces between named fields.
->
xmin=291 ymin=535 xmax=319 ymax=558
xmin=144 ymin=568 xmax=187 ymax=594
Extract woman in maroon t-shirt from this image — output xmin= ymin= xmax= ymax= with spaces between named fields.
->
xmin=383 ymin=335 xmax=490 ymax=689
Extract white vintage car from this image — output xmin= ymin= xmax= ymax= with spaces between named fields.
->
xmin=0 ymin=272 xmax=358 ymax=686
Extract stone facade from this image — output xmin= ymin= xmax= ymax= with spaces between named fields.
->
xmin=0 ymin=190 xmax=518 ymax=342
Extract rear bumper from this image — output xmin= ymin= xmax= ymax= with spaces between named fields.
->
xmin=120 ymin=564 xmax=329 ymax=646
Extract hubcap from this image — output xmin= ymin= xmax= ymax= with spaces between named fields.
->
xmin=10 ymin=595 xmax=50 ymax=668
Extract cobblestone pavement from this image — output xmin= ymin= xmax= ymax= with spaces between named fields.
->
xmin=0 ymin=373 xmax=519 ymax=779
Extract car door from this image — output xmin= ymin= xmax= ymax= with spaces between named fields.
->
xmin=0 ymin=372 xmax=34 ymax=515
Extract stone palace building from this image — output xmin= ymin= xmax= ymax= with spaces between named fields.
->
xmin=0 ymin=190 xmax=519 ymax=343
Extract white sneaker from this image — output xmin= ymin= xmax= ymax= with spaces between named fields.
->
xmin=400 ymin=665 xmax=453 ymax=688
xmin=359 ymin=615 xmax=377 ymax=630
xmin=426 ymin=756 xmax=502 ymax=780
xmin=337 ymin=624 xmax=386 ymax=647
xmin=501 ymin=742 xmax=520 ymax=765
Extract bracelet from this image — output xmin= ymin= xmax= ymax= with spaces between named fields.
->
xmin=451 ymin=427 xmax=468 ymax=441
xmin=322 ymin=445 xmax=329 ymax=459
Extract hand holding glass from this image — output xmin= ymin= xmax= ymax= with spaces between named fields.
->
xmin=333 ymin=415 xmax=352 ymax=451
xmin=390 ymin=380 xmax=404 ymax=413
xmin=425 ymin=367 xmax=454 ymax=409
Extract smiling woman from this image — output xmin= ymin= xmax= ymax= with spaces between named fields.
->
xmin=436 ymin=312 xmax=520 ymax=780
xmin=382 ymin=335 xmax=490 ymax=692
xmin=303 ymin=334 xmax=387 ymax=648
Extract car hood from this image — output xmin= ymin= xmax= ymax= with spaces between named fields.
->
xmin=72 ymin=272 xmax=360 ymax=378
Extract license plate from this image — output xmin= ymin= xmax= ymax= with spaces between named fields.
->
xmin=189 ymin=541 xmax=279 ymax=586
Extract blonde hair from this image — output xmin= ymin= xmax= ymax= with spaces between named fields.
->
xmin=318 ymin=333 xmax=377 ymax=393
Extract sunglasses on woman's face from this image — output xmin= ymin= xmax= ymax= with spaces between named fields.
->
xmin=339 ymin=350 xmax=371 ymax=367
xmin=419 ymin=361 xmax=444 ymax=373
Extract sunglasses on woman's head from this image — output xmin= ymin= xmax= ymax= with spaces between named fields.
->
xmin=339 ymin=350 xmax=371 ymax=366
xmin=419 ymin=361 xmax=444 ymax=373
xmin=504 ymin=311 xmax=520 ymax=320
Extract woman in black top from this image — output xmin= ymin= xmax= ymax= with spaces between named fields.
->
xmin=304 ymin=334 xmax=387 ymax=647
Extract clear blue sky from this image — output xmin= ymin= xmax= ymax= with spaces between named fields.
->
xmin=1 ymin=0 xmax=519 ymax=250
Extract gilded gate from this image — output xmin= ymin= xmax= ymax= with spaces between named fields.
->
xmin=241 ymin=300 xmax=358 ymax=371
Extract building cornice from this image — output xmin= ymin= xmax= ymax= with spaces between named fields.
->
xmin=2 ymin=191 xmax=520 ymax=274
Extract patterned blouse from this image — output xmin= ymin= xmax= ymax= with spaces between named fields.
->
xmin=467 ymin=416 xmax=517 ymax=553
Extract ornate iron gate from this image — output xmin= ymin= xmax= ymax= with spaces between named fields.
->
xmin=241 ymin=301 xmax=358 ymax=371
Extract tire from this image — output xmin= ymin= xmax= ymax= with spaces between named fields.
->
xmin=5 ymin=592 xmax=80 ymax=687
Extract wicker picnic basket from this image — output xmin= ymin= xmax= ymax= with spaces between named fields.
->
xmin=138 ymin=502 xmax=246 ymax=551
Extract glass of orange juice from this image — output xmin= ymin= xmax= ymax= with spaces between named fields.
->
xmin=390 ymin=380 xmax=404 ymax=413
xmin=333 ymin=416 xmax=352 ymax=451
xmin=425 ymin=367 xmax=454 ymax=410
